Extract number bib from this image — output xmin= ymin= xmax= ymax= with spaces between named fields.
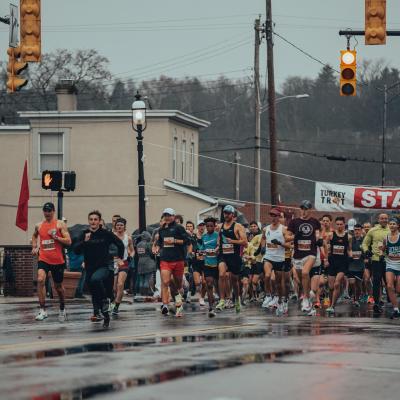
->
xmin=298 ymin=240 xmax=311 ymax=251
xmin=332 ymin=245 xmax=345 ymax=255
xmin=352 ymin=251 xmax=361 ymax=260
xmin=222 ymin=243 xmax=234 ymax=255
xmin=163 ymin=237 xmax=175 ymax=248
xmin=266 ymin=242 xmax=278 ymax=249
xmin=137 ymin=247 xmax=146 ymax=255
xmin=41 ymin=239 xmax=55 ymax=251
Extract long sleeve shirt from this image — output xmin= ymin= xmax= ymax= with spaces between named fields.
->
xmin=361 ymin=225 xmax=390 ymax=261
xmin=157 ymin=222 xmax=190 ymax=262
xmin=74 ymin=228 xmax=124 ymax=271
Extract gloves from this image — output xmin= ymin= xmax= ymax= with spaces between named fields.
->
xmin=364 ymin=250 xmax=373 ymax=259
xmin=316 ymin=238 xmax=324 ymax=247
xmin=271 ymin=239 xmax=282 ymax=246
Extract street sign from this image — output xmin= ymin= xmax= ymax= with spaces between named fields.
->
xmin=9 ymin=3 xmax=18 ymax=48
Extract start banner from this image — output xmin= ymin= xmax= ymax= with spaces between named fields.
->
xmin=315 ymin=182 xmax=400 ymax=211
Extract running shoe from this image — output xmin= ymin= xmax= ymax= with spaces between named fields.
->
xmin=307 ymin=307 xmax=317 ymax=316
xmin=343 ymin=290 xmax=351 ymax=300
xmin=314 ymin=301 xmax=321 ymax=309
xmin=35 ymin=309 xmax=48 ymax=321
xmin=208 ymin=309 xmax=217 ymax=318
xmin=225 ymin=299 xmax=234 ymax=309
xmin=360 ymin=294 xmax=368 ymax=304
xmin=301 ymin=298 xmax=311 ymax=313
xmin=90 ymin=313 xmax=103 ymax=322
xmin=275 ymin=302 xmax=284 ymax=317
xmin=216 ymin=299 xmax=225 ymax=311
xmin=283 ymin=301 xmax=289 ymax=314
xmin=103 ymin=312 xmax=110 ymax=328
xmin=269 ymin=296 xmax=279 ymax=309
xmin=326 ymin=306 xmax=335 ymax=314
xmin=199 ymin=297 xmax=206 ymax=307
xmin=290 ymin=293 xmax=298 ymax=302
xmin=353 ymin=300 xmax=360 ymax=308
xmin=185 ymin=292 xmax=191 ymax=304
xmin=309 ymin=290 xmax=316 ymax=303
xmin=390 ymin=309 xmax=400 ymax=319
xmin=161 ymin=305 xmax=169 ymax=315
xmin=323 ymin=297 xmax=330 ymax=307
xmin=367 ymin=296 xmax=374 ymax=304
xmin=112 ymin=307 xmax=119 ymax=316
xmin=175 ymin=293 xmax=183 ymax=307
xmin=58 ymin=309 xmax=67 ymax=323
xmin=175 ymin=304 xmax=184 ymax=318
xmin=235 ymin=298 xmax=241 ymax=313
xmin=262 ymin=296 xmax=272 ymax=308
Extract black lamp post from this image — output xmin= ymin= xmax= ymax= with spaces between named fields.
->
xmin=131 ymin=91 xmax=147 ymax=233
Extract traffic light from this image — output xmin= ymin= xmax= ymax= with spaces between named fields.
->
xmin=64 ymin=172 xmax=76 ymax=192
xmin=7 ymin=47 xmax=28 ymax=93
xmin=42 ymin=170 xmax=62 ymax=191
xmin=340 ymin=50 xmax=357 ymax=97
xmin=365 ymin=0 xmax=386 ymax=45
xmin=20 ymin=0 xmax=41 ymax=62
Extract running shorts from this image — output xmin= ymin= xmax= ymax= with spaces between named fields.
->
xmin=38 ymin=261 xmax=65 ymax=284
xmin=203 ymin=265 xmax=219 ymax=280
xmin=251 ymin=262 xmax=263 ymax=275
xmin=219 ymin=255 xmax=242 ymax=275
xmin=386 ymin=267 xmax=400 ymax=277
xmin=309 ymin=265 xmax=321 ymax=278
xmin=292 ymin=255 xmax=316 ymax=271
xmin=328 ymin=259 xmax=348 ymax=276
xmin=160 ymin=260 xmax=185 ymax=279
xmin=347 ymin=270 xmax=364 ymax=280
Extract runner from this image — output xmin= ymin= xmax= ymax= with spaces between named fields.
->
xmin=382 ymin=217 xmax=400 ymax=319
xmin=216 ymin=205 xmax=247 ymax=313
xmin=320 ymin=215 xmax=333 ymax=307
xmin=347 ymin=223 xmax=365 ymax=307
xmin=31 ymin=202 xmax=72 ymax=322
xmin=111 ymin=218 xmax=134 ymax=315
xmin=261 ymin=208 xmax=290 ymax=316
xmin=248 ymin=227 xmax=264 ymax=302
xmin=199 ymin=217 xmax=220 ymax=317
xmin=362 ymin=214 xmax=390 ymax=313
xmin=74 ymin=210 xmax=125 ymax=328
xmin=325 ymin=216 xmax=352 ymax=314
xmin=154 ymin=208 xmax=191 ymax=317
xmin=362 ymin=221 xmax=373 ymax=304
xmin=287 ymin=200 xmax=321 ymax=313
xmin=192 ymin=221 xmax=207 ymax=306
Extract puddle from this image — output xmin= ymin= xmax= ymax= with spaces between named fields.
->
xmin=1 ymin=323 xmax=369 ymax=365
xmin=35 ymin=348 xmax=305 ymax=400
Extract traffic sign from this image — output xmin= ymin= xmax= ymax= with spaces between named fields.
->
xmin=9 ymin=3 xmax=18 ymax=48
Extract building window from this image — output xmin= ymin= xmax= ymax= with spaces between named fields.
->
xmin=181 ymin=139 xmax=186 ymax=182
xmin=172 ymin=137 xmax=178 ymax=180
xmin=190 ymin=142 xmax=195 ymax=185
xmin=39 ymin=132 xmax=64 ymax=174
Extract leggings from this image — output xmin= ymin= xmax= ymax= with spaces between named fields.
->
xmin=86 ymin=266 xmax=113 ymax=313
xmin=371 ymin=260 xmax=386 ymax=304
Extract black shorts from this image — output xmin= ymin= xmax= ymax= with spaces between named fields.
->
xmin=192 ymin=260 xmax=204 ymax=274
xmin=309 ymin=265 xmax=321 ymax=278
xmin=347 ymin=270 xmax=363 ymax=280
xmin=38 ymin=261 xmax=65 ymax=284
xmin=365 ymin=260 xmax=372 ymax=271
xmin=264 ymin=259 xmax=288 ymax=272
xmin=328 ymin=260 xmax=348 ymax=277
xmin=241 ymin=267 xmax=251 ymax=279
xmin=219 ymin=255 xmax=242 ymax=275
xmin=203 ymin=265 xmax=219 ymax=280
xmin=250 ymin=262 xmax=263 ymax=275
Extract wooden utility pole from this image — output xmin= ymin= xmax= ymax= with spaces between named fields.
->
xmin=234 ymin=152 xmax=241 ymax=201
xmin=254 ymin=17 xmax=262 ymax=222
xmin=266 ymin=0 xmax=278 ymax=206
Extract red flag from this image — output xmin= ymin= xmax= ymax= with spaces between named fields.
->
xmin=16 ymin=160 xmax=30 ymax=231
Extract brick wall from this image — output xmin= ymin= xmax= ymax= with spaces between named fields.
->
xmin=2 ymin=246 xmax=35 ymax=296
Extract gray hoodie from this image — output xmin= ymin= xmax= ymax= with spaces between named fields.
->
xmin=136 ymin=231 xmax=156 ymax=274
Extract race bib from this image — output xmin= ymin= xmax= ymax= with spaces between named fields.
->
xmin=196 ymin=251 xmax=205 ymax=260
xmin=163 ymin=237 xmax=175 ymax=248
xmin=41 ymin=239 xmax=55 ymax=251
xmin=332 ymin=245 xmax=345 ymax=255
xmin=267 ymin=242 xmax=278 ymax=249
xmin=137 ymin=247 xmax=146 ymax=255
xmin=206 ymin=248 xmax=216 ymax=256
xmin=298 ymin=240 xmax=311 ymax=251
xmin=352 ymin=251 xmax=362 ymax=260
xmin=222 ymin=243 xmax=234 ymax=255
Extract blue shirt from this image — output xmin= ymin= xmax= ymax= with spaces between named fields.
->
xmin=201 ymin=232 xmax=219 ymax=267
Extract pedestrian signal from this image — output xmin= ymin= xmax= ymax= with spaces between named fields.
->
xmin=365 ymin=0 xmax=386 ymax=45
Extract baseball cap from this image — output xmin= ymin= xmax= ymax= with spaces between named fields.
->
xmin=269 ymin=208 xmax=281 ymax=216
xmin=162 ymin=208 xmax=176 ymax=216
xmin=42 ymin=202 xmax=55 ymax=212
xmin=300 ymin=200 xmax=312 ymax=210
xmin=223 ymin=205 xmax=235 ymax=213
xmin=197 ymin=220 xmax=205 ymax=226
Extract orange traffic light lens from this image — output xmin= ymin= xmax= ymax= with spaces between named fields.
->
xmin=342 ymin=68 xmax=355 ymax=80
xmin=342 ymin=83 xmax=355 ymax=96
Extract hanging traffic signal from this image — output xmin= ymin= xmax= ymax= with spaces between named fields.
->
xmin=42 ymin=171 xmax=62 ymax=191
xmin=20 ymin=0 xmax=41 ymax=62
xmin=7 ymin=47 xmax=28 ymax=93
xmin=340 ymin=50 xmax=357 ymax=97
xmin=365 ymin=0 xmax=386 ymax=45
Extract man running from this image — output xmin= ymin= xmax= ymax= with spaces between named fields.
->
xmin=325 ymin=216 xmax=352 ymax=314
xmin=347 ymin=223 xmax=365 ymax=307
xmin=261 ymin=208 xmax=290 ymax=315
xmin=200 ymin=217 xmax=220 ymax=317
xmin=191 ymin=221 xmax=207 ymax=306
xmin=287 ymin=200 xmax=321 ymax=313
xmin=216 ymin=205 xmax=247 ymax=313
xmin=74 ymin=210 xmax=125 ymax=328
xmin=362 ymin=221 xmax=373 ymax=304
xmin=154 ymin=208 xmax=190 ymax=317
xmin=32 ymin=202 xmax=72 ymax=322
xmin=111 ymin=218 xmax=134 ymax=315
xmin=362 ymin=213 xmax=390 ymax=313
xmin=382 ymin=217 xmax=400 ymax=319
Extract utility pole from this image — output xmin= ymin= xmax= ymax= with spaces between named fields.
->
xmin=254 ymin=17 xmax=262 ymax=222
xmin=266 ymin=0 xmax=278 ymax=206
xmin=234 ymin=152 xmax=241 ymax=201
xmin=382 ymin=84 xmax=387 ymax=186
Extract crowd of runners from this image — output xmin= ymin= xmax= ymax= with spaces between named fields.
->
xmin=31 ymin=200 xmax=400 ymax=328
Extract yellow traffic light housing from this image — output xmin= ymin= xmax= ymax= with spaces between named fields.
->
xmin=20 ymin=0 xmax=41 ymax=62
xmin=7 ymin=47 xmax=28 ymax=93
xmin=365 ymin=0 xmax=386 ymax=45
xmin=340 ymin=50 xmax=357 ymax=97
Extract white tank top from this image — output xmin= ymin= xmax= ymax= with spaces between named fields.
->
xmin=263 ymin=224 xmax=285 ymax=262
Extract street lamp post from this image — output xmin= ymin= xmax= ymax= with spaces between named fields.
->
xmin=132 ymin=91 xmax=147 ymax=233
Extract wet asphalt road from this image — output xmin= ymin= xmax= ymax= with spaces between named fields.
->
xmin=0 ymin=298 xmax=399 ymax=400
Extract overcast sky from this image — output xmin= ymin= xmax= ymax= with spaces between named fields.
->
xmin=1 ymin=0 xmax=399 ymax=90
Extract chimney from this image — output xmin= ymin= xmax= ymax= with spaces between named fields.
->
xmin=55 ymin=79 xmax=78 ymax=111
